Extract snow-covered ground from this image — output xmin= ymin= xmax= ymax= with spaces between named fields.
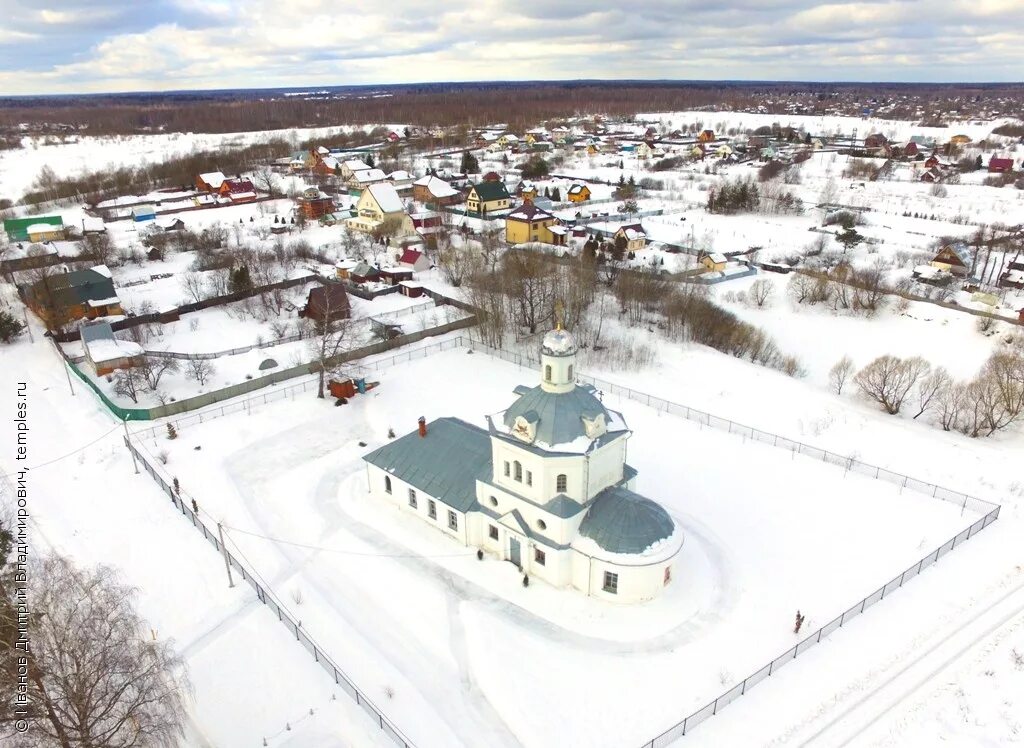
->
xmin=125 ymin=346 xmax=981 ymax=748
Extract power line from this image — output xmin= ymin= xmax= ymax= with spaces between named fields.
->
xmin=222 ymin=523 xmax=477 ymax=559
xmin=0 ymin=422 xmax=124 ymax=479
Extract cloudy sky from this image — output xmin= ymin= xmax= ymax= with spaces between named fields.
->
xmin=1 ymin=0 xmax=1022 ymax=95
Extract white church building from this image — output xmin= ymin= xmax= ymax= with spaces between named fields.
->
xmin=363 ymin=328 xmax=684 ymax=603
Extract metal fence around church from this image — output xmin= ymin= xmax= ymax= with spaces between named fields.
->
xmin=123 ymin=435 xmax=417 ymax=748
xmin=124 ymin=332 xmax=1003 ymax=746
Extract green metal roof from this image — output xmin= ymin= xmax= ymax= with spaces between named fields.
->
xmin=363 ymin=417 xmax=491 ymax=513
xmin=4 ymin=215 xmax=63 ymax=241
xmin=502 ymin=382 xmax=619 ymax=448
xmin=27 ymin=267 xmax=116 ymax=309
xmin=470 ymin=181 xmax=510 ymax=202
xmin=578 ymin=486 xmax=675 ymax=554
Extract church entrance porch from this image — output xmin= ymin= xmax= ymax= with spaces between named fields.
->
xmin=508 ymin=536 xmax=522 ymax=568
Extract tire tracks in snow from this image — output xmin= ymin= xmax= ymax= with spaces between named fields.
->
xmin=792 ymin=574 xmax=1024 ymax=747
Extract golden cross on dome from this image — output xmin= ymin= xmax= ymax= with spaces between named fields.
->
xmin=554 ymin=299 xmax=564 ymax=330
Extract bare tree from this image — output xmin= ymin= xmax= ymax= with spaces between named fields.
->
xmin=438 ymin=243 xmax=477 ymax=288
xmin=853 ymin=355 xmax=931 ymax=415
xmin=139 ymin=357 xmax=180 ymax=392
xmin=307 ymin=296 xmax=355 ymax=399
xmin=179 ymin=271 xmax=207 ymax=303
xmin=186 ymin=358 xmax=215 ymax=387
xmin=914 ymin=366 xmax=952 ymax=419
xmin=504 ymin=250 xmax=557 ymax=333
xmin=0 ymin=554 xmax=188 ymax=747
xmin=748 ymin=278 xmax=774 ymax=308
xmin=112 ymin=367 xmax=146 ymax=404
xmin=252 ymin=165 xmax=279 ymax=195
xmin=828 ymin=355 xmax=854 ymax=395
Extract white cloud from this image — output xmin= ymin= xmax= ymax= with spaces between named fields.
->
xmin=0 ymin=0 xmax=1022 ymax=94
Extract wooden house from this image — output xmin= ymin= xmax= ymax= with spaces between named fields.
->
xmin=700 ymin=252 xmax=727 ymax=272
xmin=24 ymin=265 xmax=122 ymax=328
xmin=863 ymin=133 xmax=888 ymax=150
xmin=296 ymin=187 xmax=336 ymax=220
xmin=930 ymin=242 xmax=974 ymax=277
xmin=989 ymin=157 xmax=1014 ymax=173
xmin=303 ymin=284 xmax=351 ymax=322
xmin=567 ymin=184 xmax=591 ymax=203
xmin=614 ymin=224 xmax=647 ymax=252
xmin=466 ymin=182 xmax=511 ymax=215
xmin=412 ymin=175 xmax=460 ymax=206
xmin=698 ymin=129 xmax=715 ymax=143
xmin=196 ymin=171 xmax=227 ymax=192
xmin=219 ymin=179 xmax=258 ymax=203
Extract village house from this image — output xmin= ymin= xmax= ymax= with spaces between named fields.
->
xmin=701 ymin=252 xmax=728 ymax=273
xmin=505 ymin=203 xmax=559 ymax=244
xmin=397 ymin=247 xmax=431 ymax=272
xmin=303 ymin=283 xmax=351 ymax=323
xmin=466 ymin=182 xmax=511 ymax=215
xmin=195 ymin=171 xmax=227 ymax=192
xmin=409 ymin=211 xmax=443 ymax=241
xmin=346 ymin=183 xmax=414 ymax=236
xmin=219 ymin=179 xmax=258 ymax=203
xmin=516 ymin=180 xmax=539 ymax=201
xmin=347 ymin=168 xmax=388 ymax=190
xmin=338 ymin=159 xmax=372 ymax=182
xmin=567 ymin=184 xmax=591 ymax=203
xmin=5 ymin=215 xmax=64 ymax=242
xmin=614 ymin=224 xmax=647 ymax=252
xmin=412 ymin=175 xmax=461 ymax=206
xmin=988 ymin=157 xmax=1015 ymax=173
xmin=80 ymin=322 xmax=144 ymax=376
xmin=296 ymin=187 xmax=336 ymax=221
xmin=930 ymin=242 xmax=975 ymax=277
xmin=698 ymin=129 xmax=716 ymax=143
xmin=362 ymin=328 xmax=684 ymax=602
xmin=23 ymin=265 xmax=123 ymax=328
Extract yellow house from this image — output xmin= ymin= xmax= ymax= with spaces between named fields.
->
xmin=949 ymin=134 xmax=972 ymax=146
xmin=636 ymin=142 xmax=654 ymax=159
xmin=345 ymin=183 xmax=414 ymax=236
xmin=498 ymin=134 xmax=519 ymax=148
xmin=701 ymin=252 xmax=727 ymax=272
xmin=524 ymin=133 xmax=537 ymax=145
xmin=505 ymin=203 xmax=559 ymax=244
xmin=614 ymin=224 xmax=647 ymax=252
xmin=466 ymin=181 xmax=511 ymax=214
xmin=567 ymin=184 xmax=591 ymax=203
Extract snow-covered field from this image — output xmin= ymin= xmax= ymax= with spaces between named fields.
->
xmin=4 ymin=108 xmax=1024 ymax=747
xmin=126 ymin=346 xmax=981 ymax=748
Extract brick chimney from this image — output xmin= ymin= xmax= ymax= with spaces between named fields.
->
xmin=418 ymin=416 xmax=427 ymax=438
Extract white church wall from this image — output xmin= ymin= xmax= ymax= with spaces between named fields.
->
xmin=572 ymin=551 xmax=676 ymax=603
xmin=366 ymin=464 xmax=468 ymax=546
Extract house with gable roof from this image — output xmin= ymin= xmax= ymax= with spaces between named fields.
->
xmin=466 ymin=181 xmax=511 ymax=215
xmin=930 ymin=241 xmax=975 ymax=278
xmin=346 ymin=183 xmax=414 ymax=236
xmin=362 ymin=328 xmax=684 ymax=602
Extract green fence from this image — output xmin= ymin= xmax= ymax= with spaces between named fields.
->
xmin=65 ymin=357 xmax=153 ymax=421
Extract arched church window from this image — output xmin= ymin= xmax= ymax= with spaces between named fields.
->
xmin=384 ymin=476 xmax=392 ymax=494
xmin=514 ymin=461 xmax=523 ymax=482
xmin=568 ymin=365 xmax=574 ymax=381
xmin=544 ymin=365 xmax=552 ymax=382
xmin=556 ymin=474 xmax=567 ymax=493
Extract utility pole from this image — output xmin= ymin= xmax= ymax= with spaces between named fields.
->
xmin=218 ymin=523 xmax=235 ymax=588
xmin=123 ymin=417 xmax=139 ymax=474
xmin=22 ymin=308 xmax=33 ymax=343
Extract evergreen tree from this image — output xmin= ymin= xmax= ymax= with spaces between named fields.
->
xmin=460 ymin=151 xmax=479 ymax=173
xmin=229 ymin=265 xmax=253 ymax=293
xmin=0 ymin=311 xmax=25 ymax=344
xmin=366 ymin=154 xmax=376 ymax=168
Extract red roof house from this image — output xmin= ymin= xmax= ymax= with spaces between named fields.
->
xmin=989 ymin=157 xmax=1014 ymax=173
xmin=398 ymin=248 xmax=431 ymax=272
xmin=219 ymin=179 xmax=258 ymax=203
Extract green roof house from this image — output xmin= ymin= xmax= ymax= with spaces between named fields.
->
xmin=5 ymin=215 xmax=64 ymax=242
